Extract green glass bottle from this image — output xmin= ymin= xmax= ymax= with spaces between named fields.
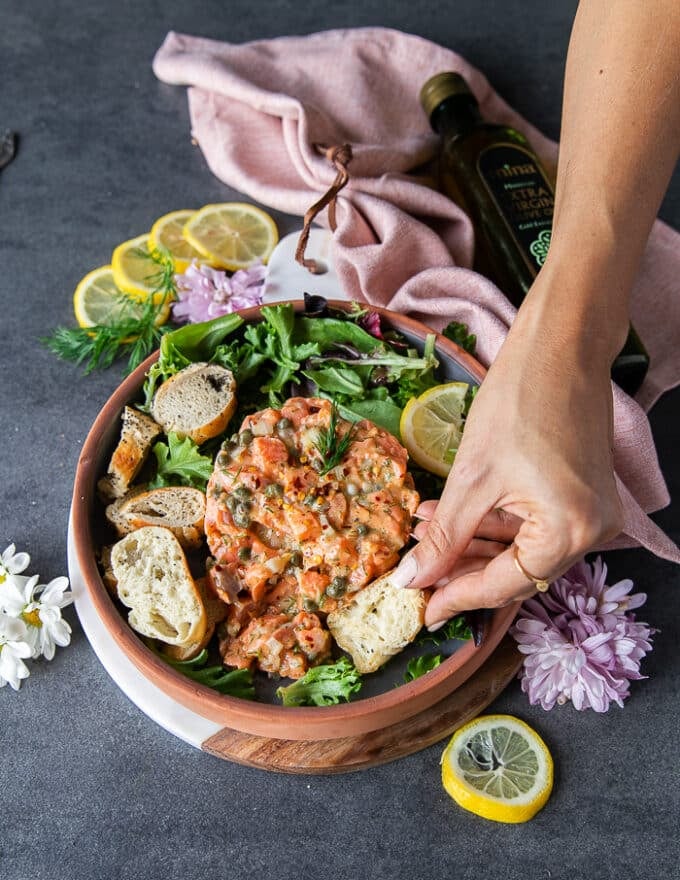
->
xmin=420 ymin=71 xmax=649 ymax=396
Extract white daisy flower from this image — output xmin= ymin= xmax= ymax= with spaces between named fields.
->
xmin=0 ymin=612 xmax=32 ymax=690
xmin=0 ymin=543 xmax=31 ymax=584
xmin=1 ymin=574 xmax=73 ymax=660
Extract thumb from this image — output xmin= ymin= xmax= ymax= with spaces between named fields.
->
xmin=391 ymin=487 xmax=492 ymax=590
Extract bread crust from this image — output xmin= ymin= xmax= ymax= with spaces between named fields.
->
xmin=97 ymin=406 xmax=161 ymax=501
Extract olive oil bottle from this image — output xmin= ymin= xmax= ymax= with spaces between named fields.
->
xmin=420 ymin=71 xmax=649 ymax=396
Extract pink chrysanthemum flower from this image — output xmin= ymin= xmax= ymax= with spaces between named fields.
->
xmin=172 ymin=261 xmax=266 ymax=323
xmin=510 ymin=557 xmax=655 ymax=712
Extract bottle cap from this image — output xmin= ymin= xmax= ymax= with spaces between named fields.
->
xmin=420 ymin=72 xmax=476 ymax=118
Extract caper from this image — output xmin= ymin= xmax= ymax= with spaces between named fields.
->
xmin=215 ymin=451 xmax=230 ymax=469
xmin=239 ymin=429 xmax=254 ymax=445
xmin=356 ymin=523 xmax=369 ymax=536
xmin=302 ymin=598 xmax=318 ymax=612
xmin=233 ymin=484 xmax=252 ymax=500
xmin=237 ymin=546 xmax=252 ymax=562
xmin=276 ymin=417 xmax=292 ymax=432
xmin=232 ymin=505 xmax=251 ymax=528
xmin=289 ymin=551 xmax=303 ymax=568
xmin=265 ymin=482 xmax=283 ymax=498
xmin=326 ymin=576 xmax=348 ymax=598
xmin=226 ymin=494 xmax=239 ymax=512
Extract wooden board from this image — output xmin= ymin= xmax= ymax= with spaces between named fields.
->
xmin=202 ymin=635 xmax=522 ymax=773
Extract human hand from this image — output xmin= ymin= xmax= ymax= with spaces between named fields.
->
xmin=392 ymin=291 xmax=625 ymax=629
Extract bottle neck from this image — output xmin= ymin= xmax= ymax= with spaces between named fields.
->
xmin=430 ymin=94 xmax=482 ymax=139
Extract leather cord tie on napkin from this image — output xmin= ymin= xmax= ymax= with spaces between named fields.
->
xmin=295 ymin=142 xmax=353 ymax=274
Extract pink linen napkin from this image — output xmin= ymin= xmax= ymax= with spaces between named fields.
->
xmin=153 ymin=27 xmax=680 ymax=563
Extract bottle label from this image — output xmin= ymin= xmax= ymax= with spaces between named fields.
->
xmin=477 ymin=144 xmax=554 ymax=276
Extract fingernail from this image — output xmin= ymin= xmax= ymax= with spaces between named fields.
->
xmin=391 ymin=555 xmax=418 ymax=588
xmin=427 ymin=620 xmax=447 ymax=633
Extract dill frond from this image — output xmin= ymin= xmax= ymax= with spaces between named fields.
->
xmin=43 ymin=247 xmax=178 ymax=374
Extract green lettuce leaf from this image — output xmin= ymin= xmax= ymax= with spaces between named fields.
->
xmin=149 ymin=432 xmax=214 ymax=490
xmin=276 ymin=656 xmax=362 ymax=706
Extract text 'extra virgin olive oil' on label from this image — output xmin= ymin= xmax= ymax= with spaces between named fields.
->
xmin=477 ymin=144 xmax=555 ymax=276
xmin=419 ymin=70 xmax=650 ymax=396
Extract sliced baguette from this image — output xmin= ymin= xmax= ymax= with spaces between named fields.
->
xmin=151 ymin=362 xmax=237 ymax=445
xmin=110 ymin=526 xmax=207 ymax=647
xmin=327 ymin=570 xmax=427 ymax=674
xmin=98 ymin=406 xmax=162 ymax=501
xmin=160 ymin=578 xmax=228 ymax=661
xmin=106 ymin=486 xmax=206 ymax=550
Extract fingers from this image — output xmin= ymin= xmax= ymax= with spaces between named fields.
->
xmin=415 ymin=501 xmax=521 ymax=544
xmin=412 ymin=525 xmax=508 ymax=560
xmin=393 ymin=479 xmax=494 ymax=590
xmin=424 ymin=543 xmax=537 ymax=627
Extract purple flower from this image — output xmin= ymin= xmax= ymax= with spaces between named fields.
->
xmin=510 ymin=557 xmax=655 ymax=712
xmin=172 ymin=261 xmax=266 ymax=323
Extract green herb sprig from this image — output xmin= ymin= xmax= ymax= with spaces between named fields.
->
xmin=419 ymin=615 xmax=473 ymax=647
xmin=404 ymin=653 xmax=443 ymax=682
xmin=442 ymin=320 xmax=477 ymax=356
xmin=313 ymin=400 xmax=358 ymax=475
xmin=162 ymin=649 xmax=255 ymax=699
xmin=43 ymin=247 xmax=177 ymax=374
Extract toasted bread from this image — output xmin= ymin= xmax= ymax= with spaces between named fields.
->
xmin=110 ymin=526 xmax=207 ymax=647
xmin=327 ymin=570 xmax=427 ymax=673
xmin=159 ymin=578 xmax=228 ymax=661
xmin=151 ymin=362 xmax=237 ymax=445
xmin=105 ymin=485 xmax=206 ymax=550
xmin=98 ymin=406 xmax=162 ymax=501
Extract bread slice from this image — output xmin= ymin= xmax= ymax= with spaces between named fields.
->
xmin=105 ymin=486 xmax=206 ymax=550
xmin=150 ymin=362 xmax=237 ymax=445
xmin=110 ymin=526 xmax=207 ymax=647
xmin=160 ymin=578 xmax=228 ymax=661
xmin=98 ymin=406 xmax=162 ymax=501
xmin=327 ymin=570 xmax=427 ymax=673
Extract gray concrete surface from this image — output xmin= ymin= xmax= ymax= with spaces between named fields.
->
xmin=1 ymin=1 xmax=678 ymax=878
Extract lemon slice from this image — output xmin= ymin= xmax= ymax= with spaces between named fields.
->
xmin=441 ymin=715 xmax=554 ymax=823
xmin=149 ymin=209 xmax=206 ymax=273
xmin=399 ymin=381 xmax=470 ymax=477
xmin=73 ymin=265 xmax=171 ymax=329
xmin=112 ymin=233 xmax=169 ymax=300
xmin=183 ymin=202 xmax=279 ymax=270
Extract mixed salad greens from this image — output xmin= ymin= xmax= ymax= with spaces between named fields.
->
xmin=135 ymin=296 xmax=479 ymax=705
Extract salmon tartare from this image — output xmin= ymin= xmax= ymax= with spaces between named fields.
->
xmin=204 ymin=397 xmax=419 ymax=678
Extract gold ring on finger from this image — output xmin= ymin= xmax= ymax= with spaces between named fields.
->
xmin=512 ymin=543 xmax=551 ymax=593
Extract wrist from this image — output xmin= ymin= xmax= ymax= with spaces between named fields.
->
xmin=513 ymin=257 xmax=631 ymax=372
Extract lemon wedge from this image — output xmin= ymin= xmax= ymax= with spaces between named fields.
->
xmin=183 ymin=202 xmax=278 ymax=270
xmin=441 ymin=715 xmax=554 ymax=823
xmin=149 ymin=209 xmax=206 ymax=273
xmin=73 ymin=265 xmax=170 ymax=329
xmin=399 ymin=381 xmax=470 ymax=477
xmin=111 ymin=233 xmax=169 ymax=300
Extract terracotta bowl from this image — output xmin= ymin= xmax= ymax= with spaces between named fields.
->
xmin=71 ymin=301 xmax=516 ymax=741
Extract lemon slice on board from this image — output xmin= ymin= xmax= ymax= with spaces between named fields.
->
xmin=399 ymin=381 xmax=470 ymax=477
xmin=441 ymin=715 xmax=554 ymax=823
xmin=111 ymin=233 xmax=169 ymax=300
xmin=73 ymin=266 xmax=171 ymax=329
xmin=149 ymin=209 xmax=206 ymax=273
xmin=183 ymin=202 xmax=279 ymax=271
